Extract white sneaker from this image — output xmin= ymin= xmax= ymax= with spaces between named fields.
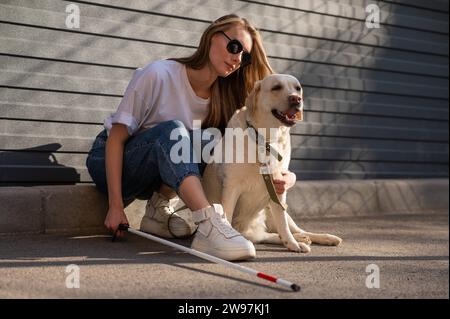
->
xmin=140 ymin=192 xmax=196 ymax=238
xmin=191 ymin=204 xmax=256 ymax=261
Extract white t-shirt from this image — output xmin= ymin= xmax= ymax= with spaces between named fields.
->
xmin=104 ymin=60 xmax=210 ymax=136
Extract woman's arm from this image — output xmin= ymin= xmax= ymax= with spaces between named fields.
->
xmin=104 ymin=123 xmax=130 ymax=237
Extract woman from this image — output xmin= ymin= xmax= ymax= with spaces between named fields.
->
xmin=86 ymin=14 xmax=297 ymax=261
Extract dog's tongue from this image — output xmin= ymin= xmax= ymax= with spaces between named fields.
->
xmin=285 ymin=107 xmax=299 ymax=118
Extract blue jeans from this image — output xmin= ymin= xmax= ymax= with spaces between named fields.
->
xmin=86 ymin=120 xmax=213 ymax=204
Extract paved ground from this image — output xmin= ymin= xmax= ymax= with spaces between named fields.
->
xmin=0 ymin=212 xmax=448 ymax=299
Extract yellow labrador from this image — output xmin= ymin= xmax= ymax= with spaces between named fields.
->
xmin=202 ymin=74 xmax=342 ymax=253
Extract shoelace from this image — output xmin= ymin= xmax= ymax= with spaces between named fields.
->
xmin=213 ymin=213 xmax=240 ymax=237
xmin=154 ymin=200 xmax=197 ymax=239
xmin=153 ymin=199 xmax=175 ymax=214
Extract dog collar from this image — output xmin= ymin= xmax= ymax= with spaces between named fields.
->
xmin=246 ymin=120 xmax=283 ymax=162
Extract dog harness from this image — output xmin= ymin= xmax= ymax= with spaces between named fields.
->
xmin=246 ymin=120 xmax=288 ymax=210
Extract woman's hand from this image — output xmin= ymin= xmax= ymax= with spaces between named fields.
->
xmin=273 ymin=171 xmax=297 ymax=194
xmin=104 ymin=206 xmax=129 ymax=238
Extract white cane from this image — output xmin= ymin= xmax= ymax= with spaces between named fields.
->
xmin=113 ymin=224 xmax=300 ymax=292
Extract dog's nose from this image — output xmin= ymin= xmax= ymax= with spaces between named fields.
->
xmin=289 ymin=95 xmax=301 ymax=106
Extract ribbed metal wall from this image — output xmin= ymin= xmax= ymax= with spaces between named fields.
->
xmin=0 ymin=0 xmax=448 ymax=184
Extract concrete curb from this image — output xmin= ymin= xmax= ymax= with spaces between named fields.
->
xmin=0 ymin=185 xmax=108 ymax=235
xmin=286 ymin=178 xmax=449 ymax=219
xmin=0 ymin=178 xmax=448 ymax=235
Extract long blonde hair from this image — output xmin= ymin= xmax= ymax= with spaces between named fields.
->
xmin=171 ymin=14 xmax=274 ymax=132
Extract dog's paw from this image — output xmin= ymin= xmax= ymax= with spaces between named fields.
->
xmin=284 ymin=240 xmax=310 ymax=253
xmin=293 ymin=233 xmax=312 ymax=245
xmin=283 ymin=239 xmax=300 ymax=252
xmin=298 ymin=242 xmax=311 ymax=253
xmin=324 ymin=234 xmax=342 ymax=246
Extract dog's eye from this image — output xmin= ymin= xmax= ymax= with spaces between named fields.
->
xmin=296 ymin=86 xmax=301 ymax=91
xmin=271 ymin=85 xmax=282 ymax=91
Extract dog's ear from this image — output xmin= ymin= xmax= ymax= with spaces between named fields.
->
xmin=245 ymin=80 xmax=262 ymax=116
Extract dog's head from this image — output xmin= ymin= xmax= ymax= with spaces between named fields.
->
xmin=245 ymin=74 xmax=303 ymax=128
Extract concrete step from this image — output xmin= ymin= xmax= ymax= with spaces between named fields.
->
xmin=0 ymin=178 xmax=448 ymax=235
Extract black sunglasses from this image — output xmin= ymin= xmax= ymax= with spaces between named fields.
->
xmin=219 ymin=31 xmax=252 ymax=67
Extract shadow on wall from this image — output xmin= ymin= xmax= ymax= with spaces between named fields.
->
xmin=283 ymin=1 xmax=449 ymax=180
xmin=0 ymin=143 xmax=80 ymax=186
